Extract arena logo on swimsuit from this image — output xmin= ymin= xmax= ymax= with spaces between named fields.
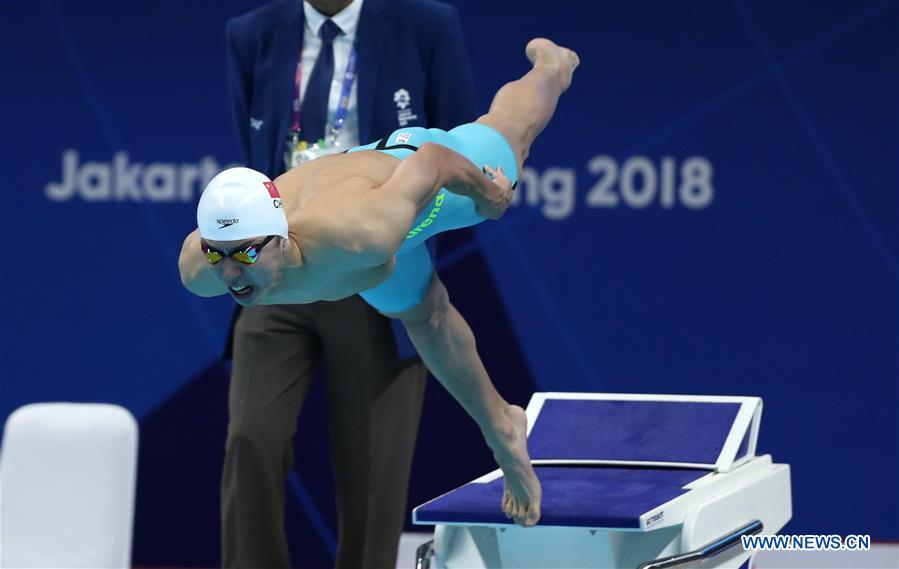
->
xmin=406 ymin=193 xmax=445 ymax=239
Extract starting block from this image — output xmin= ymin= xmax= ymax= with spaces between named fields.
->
xmin=413 ymin=393 xmax=791 ymax=569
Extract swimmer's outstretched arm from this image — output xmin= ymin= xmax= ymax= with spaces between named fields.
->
xmin=366 ymin=142 xmax=513 ymax=258
xmin=178 ymin=229 xmax=228 ymax=297
xmin=379 ymin=142 xmax=514 ymax=221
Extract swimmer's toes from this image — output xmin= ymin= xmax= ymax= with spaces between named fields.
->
xmin=568 ymin=50 xmax=580 ymax=71
xmin=525 ymin=38 xmax=554 ymax=65
xmin=525 ymin=38 xmax=540 ymax=64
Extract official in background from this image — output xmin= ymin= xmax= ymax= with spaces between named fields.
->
xmin=222 ymin=0 xmax=477 ymax=567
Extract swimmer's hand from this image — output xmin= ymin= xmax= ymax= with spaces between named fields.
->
xmin=442 ymin=158 xmax=514 ymax=220
xmin=483 ymin=165 xmax=512 ymax=190
xmin=474 ymin=164 xmax=514 ymax=219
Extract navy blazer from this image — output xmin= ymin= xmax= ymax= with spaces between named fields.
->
xmin=223 ymin=0 xmax=478 ymax=359
xmin=226 ymin=0 xmax=478 ymax=178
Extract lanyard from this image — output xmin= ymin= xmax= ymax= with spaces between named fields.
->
xmin=291 ymin=36 xmax=358 ymax=144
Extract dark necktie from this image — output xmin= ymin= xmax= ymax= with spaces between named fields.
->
xmin=301 ymin=19 xmax=342 ymax=143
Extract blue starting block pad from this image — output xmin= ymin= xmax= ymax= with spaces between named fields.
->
xmin=413 ymin=393 xmax=791 ymax=569
xmin=415 ymin=465 xmax=705 ymax=528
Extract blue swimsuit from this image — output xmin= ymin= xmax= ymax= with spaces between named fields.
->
xmin=347 ymin=123 xmax=518 ymax=313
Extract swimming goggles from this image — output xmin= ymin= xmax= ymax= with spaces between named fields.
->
xmin=202 ymin=235 xmax=276 ymax=265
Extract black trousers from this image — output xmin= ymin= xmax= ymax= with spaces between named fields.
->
xmin=221 ymin=296 xmax=427 ymax=569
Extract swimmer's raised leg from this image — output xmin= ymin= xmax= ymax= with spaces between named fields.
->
xmin=384 ymin=274 xmax=541 ymax=527
xmin=379 ymin=39 xmax=580 ymax=528
xmin=476 ymin=38 xmax=580 ymax=170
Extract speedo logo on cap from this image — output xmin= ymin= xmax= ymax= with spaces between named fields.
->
xmin=217 ymin=218 xmax=239 ymax=229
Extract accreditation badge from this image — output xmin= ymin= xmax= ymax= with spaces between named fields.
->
xmin=285 ymin=135 xmax=342 ymax=170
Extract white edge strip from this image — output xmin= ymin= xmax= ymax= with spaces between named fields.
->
xmin=540 ymin=392 xmax=757 ymax=404
xmin=413 ymin=519 xmax=648 ymax=531
xmin=531 ymin=459 xmax=715 ymax=469
xmin=715 ymin=398 xmax=761 ymax=472
xmin=524 ymin=394 xmax=547 ymax=436
xmin=750 ymin=399 xmax=763 ymax=457
xmin=472 ymin=468 xmax=504 ymax=483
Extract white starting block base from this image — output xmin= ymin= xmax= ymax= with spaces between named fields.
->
xmin=433 ymin=524 xmax=681 ymax=569
xmin=398 ymin=535 xmax=899 ymax=569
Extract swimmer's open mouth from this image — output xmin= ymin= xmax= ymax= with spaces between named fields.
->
xmin=229 ymin=284 xmax=254 ymax=299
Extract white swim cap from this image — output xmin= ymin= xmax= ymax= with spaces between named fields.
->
xmin=197 ymin=167 xmax=288 ymax=240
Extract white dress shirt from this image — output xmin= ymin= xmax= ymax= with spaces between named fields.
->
xmin=301 ymin=0 xmax=363 ymax=148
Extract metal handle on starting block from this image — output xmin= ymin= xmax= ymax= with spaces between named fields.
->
xmin=636 ymin=519 xmax=763 ymax=569
xmin=416 ymin=539 xmax=435 ymax=569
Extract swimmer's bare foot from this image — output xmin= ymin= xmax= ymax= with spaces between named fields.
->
xmin=485 ymin=404 xmax=542 ymax=527
xmin=525 ymin=38 xmax=580 ymax=91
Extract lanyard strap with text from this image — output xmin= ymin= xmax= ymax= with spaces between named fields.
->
xmin=291 ymin=42 xmax=358 ymax=144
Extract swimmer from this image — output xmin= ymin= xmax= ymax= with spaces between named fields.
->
xmin=179 ymin=38 xmax=578 ymax=527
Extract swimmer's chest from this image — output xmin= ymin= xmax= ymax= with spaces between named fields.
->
xmin=274 ymin=255 xmax=395 ymax=303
